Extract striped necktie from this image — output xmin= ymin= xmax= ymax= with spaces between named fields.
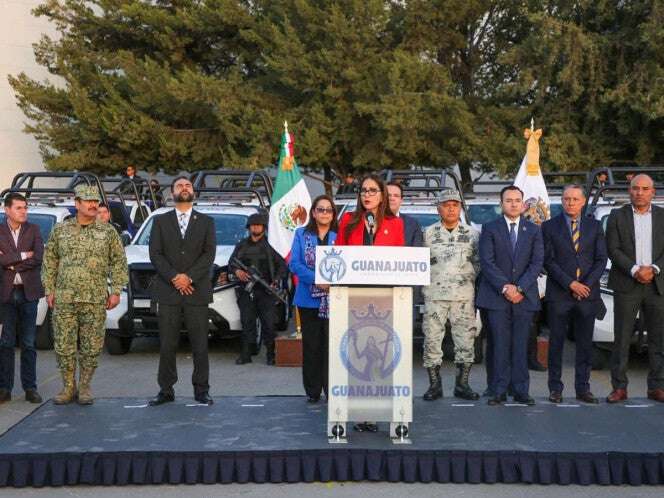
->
xmin=571 ymin=219 xmax=580 ymax=279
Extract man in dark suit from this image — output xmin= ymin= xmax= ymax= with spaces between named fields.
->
xmin=542 ymin=185 xmax=607 ymax=404
xmin=605 ymin=174 xmax=664 ymax=403
xmin=386 ymin=182 xmax=423 ymax=247
xmin=476 ymin=185 xmax=543 ymax=405
xmin=148 ymin=176 xmax=216 ymax=406
xmin=0 ymin=193 xmax=44 ymax=404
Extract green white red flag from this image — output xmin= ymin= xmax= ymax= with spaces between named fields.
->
xmin=268 ymin=122 xmax=312 ymax=259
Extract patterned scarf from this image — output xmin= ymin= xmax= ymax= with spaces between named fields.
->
xmin=304 ymin=231 xmax=330 ymax=318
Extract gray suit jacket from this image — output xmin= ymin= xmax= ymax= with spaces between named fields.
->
xmin=606 ymin=204 xmax=664 ymax=295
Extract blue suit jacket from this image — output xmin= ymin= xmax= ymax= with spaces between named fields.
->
xmin=401 ymin=214 xmax=423 ymax=247
xmin=542 ymin=214 xmax=607 ymax=302
xmin=475 ymin=216 xmax=544 ymax=312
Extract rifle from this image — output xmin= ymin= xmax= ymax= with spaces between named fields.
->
xmin=229 ymin=257 xmax=288 ymax=305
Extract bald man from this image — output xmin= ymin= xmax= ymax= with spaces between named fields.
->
xmin=605 ymin=174 xmax=664 ymax=403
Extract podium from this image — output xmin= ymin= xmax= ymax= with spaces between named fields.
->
xmin=315 ymin=246 xmax=430 ymax=443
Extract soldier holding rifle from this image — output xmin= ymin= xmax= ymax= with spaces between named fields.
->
xmin=228 ymin=213 xmax=288 ymax=366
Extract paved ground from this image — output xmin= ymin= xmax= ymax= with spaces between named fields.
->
xmin=0 ymin=334 xmax=658 ymax=495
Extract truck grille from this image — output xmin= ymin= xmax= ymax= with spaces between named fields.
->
xmin=129 ymin=265 xmax=156 ymax=299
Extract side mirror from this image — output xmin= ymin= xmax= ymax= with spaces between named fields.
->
xmin=121 ymin=232 xmax=132 ymax=246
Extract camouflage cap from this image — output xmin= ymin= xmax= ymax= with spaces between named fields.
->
xmin=436 ymin=189 xmax=461 ymax=204
xmin=74 ymin=185 xmax=102 ymax=201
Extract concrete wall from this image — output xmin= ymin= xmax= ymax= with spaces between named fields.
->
xmin=0 ymin=0 xmax=57 ymax=189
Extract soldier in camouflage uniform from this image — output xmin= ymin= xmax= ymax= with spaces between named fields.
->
xmin=42 ymin=185 xmax=128 ymax=405
xmin=422 ymin=189 xmax=480 ymax=401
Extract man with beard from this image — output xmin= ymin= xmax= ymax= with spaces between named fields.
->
xmin=228 ymin=212 xmax=288 ymax=365
xmin=148 ymin=176 xmax=217 ymax=406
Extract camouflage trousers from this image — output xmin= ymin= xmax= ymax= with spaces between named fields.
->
xmin=423 ymin=299 xmax=478 ymax=367
xmin=53 ymin=303 xmax=106 ymax=371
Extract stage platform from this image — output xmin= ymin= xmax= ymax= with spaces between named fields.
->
xmin=0 ymin=395 xmax=663 ymax=486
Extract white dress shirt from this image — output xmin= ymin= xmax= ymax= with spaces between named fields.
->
xmin=7 ymin=222 xmax=29 ymax=284
xmin=630 ymin=205 xmax=660 ymax=277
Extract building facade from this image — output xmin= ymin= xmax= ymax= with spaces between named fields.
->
xmin=0 ymin=0 xmax=56 ymax=188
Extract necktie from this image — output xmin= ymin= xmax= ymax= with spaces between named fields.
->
xmin=178 ymin=212 xmax=187 ymax=238
xmin=571 ymin=219 xmax=581 ymax=279
xmin=509 ymin=222 xmax=517 ymax=252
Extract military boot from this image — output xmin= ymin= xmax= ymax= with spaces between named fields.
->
xmin=454 ymin=363 xmax=479 ymax=400
xmin=77 ymin=367 xmax=96 ymax=405
xmin=53 ymin=367 xmax=77 ymax=405
xmin=423 ymin=365 xmax=443 ymax=401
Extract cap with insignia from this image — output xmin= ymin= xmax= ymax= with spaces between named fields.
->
xmin=436 ymin=189 xmax=461 ymax=204
xmin=74 ymin=185 xmax=102 ymax=201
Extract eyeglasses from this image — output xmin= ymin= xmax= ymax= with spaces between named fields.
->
xmin=360 ymin=188 xmax=380 ymax=196
xmin=315 ymin=207 xmax=334 ymax=214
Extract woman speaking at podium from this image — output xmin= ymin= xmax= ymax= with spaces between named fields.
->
xmin=336 ymin=174 xmax=404 ymax=246
xmin=336 ymin=174 xmax=405 ymax=432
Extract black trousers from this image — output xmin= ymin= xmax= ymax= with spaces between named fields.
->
xmin=612 ymin=284 xmax=664 ymax=390
xmin=299 ymin=307 xmax=328 ymax=399
xmin=237 ymin=289 xmax=276 ymax=354
xmin=157 ymin=304 xmax=210 ymax=396
xmin=547 ymin=299 xmax=596 ymax=395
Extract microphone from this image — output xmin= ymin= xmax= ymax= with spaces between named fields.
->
xmin=366 ymin=212 xmax=375 ymax=245
xmin=366 ymin=212 xmax=375 ymax=230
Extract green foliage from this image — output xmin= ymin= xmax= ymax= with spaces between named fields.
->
xmin=8 ymin=0 xmax=664 ymax=180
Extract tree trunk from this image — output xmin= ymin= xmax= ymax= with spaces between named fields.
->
xmin=323 ymin=165 xmax=333 ymax=197
xmin=458 ymin=161 xmax=473 ymax=193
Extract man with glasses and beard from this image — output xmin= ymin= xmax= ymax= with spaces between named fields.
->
xmin=228 ymin=212 xmax=288 ymax=366
xmin=148 ymin=176 xmax=217 ymax=406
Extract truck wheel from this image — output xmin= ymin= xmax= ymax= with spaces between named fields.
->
xmin=35 ymin=310 xmax=54 ymax=350
xmin=105 ymin=332 xmax=132 ymax=355
xmin=591 ymin=344 xmax=611 ymax=370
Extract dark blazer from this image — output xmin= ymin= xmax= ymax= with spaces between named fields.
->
xmin=606 ymin=204 xmax=664 ymax=295
xmin=542 ymin=214 xmax=608 ymax=302
xmin=149 ymin=209 xmax=216 ymax=305
xmin=475 ymin=216 xmax=544 ymax=312
xmin=0 ymin=222 xmax=44 ymax=303
xmin=401 ymin=214 xmax=423 ymax=247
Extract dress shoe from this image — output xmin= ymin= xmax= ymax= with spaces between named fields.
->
xmin=548 ymin=391 xmax=563 ymax=404
xmin=606 ymin=389 xmax=627 ymax=403
xmin=528 ymin=360 xmax=547 ymax=372
xmin=235 ymin=356 xmax=252 ymax=365
xmin=488 ymin=395 xmax=503 ymax=406
xmin=513 ymin=394 xmax=535 ymax=406
xmin=647 ymin=389 xmax=664 ymax=403
xmin=307 ymin=396 xmax=320 ymax=404
xmin=0 ymin=389 xmax=10 ymax=403
xmin=148 ymin=392 xmax=175 ymax=406
xmin=576 ymin=392 xmax=599 ymax=404
xmin=194 ymin=393 xmax=214 ymax=405
xmin=353 ymin=422 xmax=378 ymax=432
xmin=266 ymin=356 xmax=276 ymax=366
xmin=25 ymin=389 xmax=43 ymax=404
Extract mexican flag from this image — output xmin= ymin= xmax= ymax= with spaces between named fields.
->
xmin=268 ymin=122 xmax=312 ymax=259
